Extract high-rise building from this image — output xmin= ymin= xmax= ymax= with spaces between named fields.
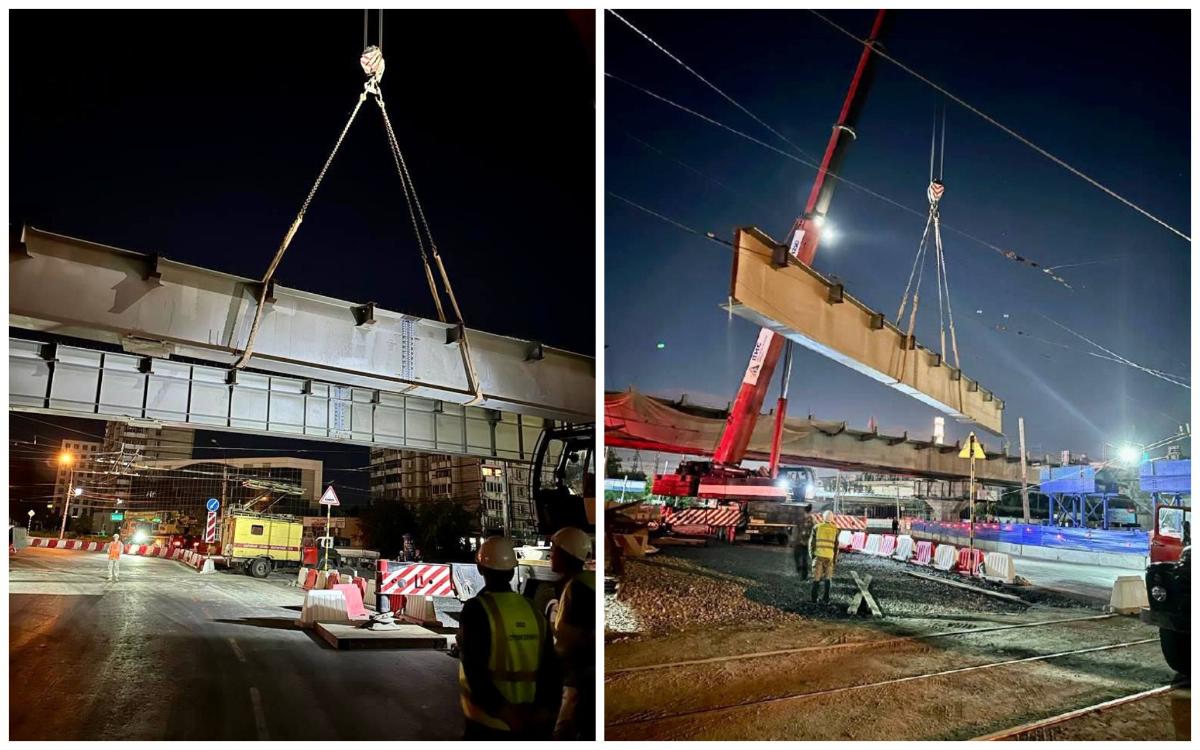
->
xmin=51 ymin=439 xmax=103 ymax=517
xmin=369 ymin=450 xmax=535 ymax=537
xmin=100 ymin=422 xmax=196 ymax=503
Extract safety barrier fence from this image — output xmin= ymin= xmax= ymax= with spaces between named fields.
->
xmin=842 ymin=531 xmax=1017 ymax=583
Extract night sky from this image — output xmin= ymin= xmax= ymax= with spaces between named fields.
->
xmin=9 ymin=10 xmax=594 ymax=506
xmin=605 ymin=10 xmax=1190 ymax=459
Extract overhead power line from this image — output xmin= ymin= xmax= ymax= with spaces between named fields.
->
xmin=607 ymin=10 xmax=817 ymax=163
xmin=808 ymin=10 xmax=1190 ymax=243
xmin=606 ymin=72 xmax=1064 ymax=283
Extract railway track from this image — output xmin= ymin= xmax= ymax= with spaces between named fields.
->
xmin=973 ymin=683 xmax=1188 ymax=740
xmin=606 ymin=612 xmax=1118 ymax=678
xmin=606 ymin=638 xmax=1158 ymax=729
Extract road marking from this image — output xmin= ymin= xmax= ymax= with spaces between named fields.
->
xmin=228 ymin=637 xmax=247 ymax=663
xmin=249 ymin=686 xmax=269 ymax=740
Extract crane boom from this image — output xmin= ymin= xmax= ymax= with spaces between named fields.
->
xmin=712 ymin=9 xmax=889 ymax=468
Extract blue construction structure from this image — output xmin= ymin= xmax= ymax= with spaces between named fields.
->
xmin=1139 ymin=458 xmax=1190 ymax=507
xmin=1038 ymin=465 xmax=1134 ymax=530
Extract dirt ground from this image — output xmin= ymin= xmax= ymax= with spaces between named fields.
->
xmin=605 ymin=544 xmax=1184 ymax=741
xmin=997 ymin=688 xmax=1190 ymax=740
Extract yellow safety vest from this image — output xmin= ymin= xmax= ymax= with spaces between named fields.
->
xmin=812 ymin=522 xmax=838 ymax=560
xmin=553 ymin=571 xmax=595 ymax=635
xmin=459 ymin=591 xmax=545 ymax=731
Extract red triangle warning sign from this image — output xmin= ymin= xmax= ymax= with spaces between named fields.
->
xmin=319 ymin=486 xmax=341 ymax=506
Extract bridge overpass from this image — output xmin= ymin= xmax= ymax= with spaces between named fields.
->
xmin=10 ymin=227 xmax=594 ymax=462
xmin=606 ymin=389 xmax=1064 ymax=486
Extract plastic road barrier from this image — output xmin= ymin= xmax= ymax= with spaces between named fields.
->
xmin=982 ymin=552 xmax=1017 ymax=584
xmin=837 ymin=530 xmax=854 ymax=551
xmin=878 ymin=534 xmax=897 ymax=557
xmin=1109 ymin=576 xmax=1149 ymax=615
xmin=956 ymin=547 xmax=985 ymax=576
xmin=863 ymin=534 xmax=882 ymax=556
xmin=850 ymin=532 xmax=867 ymax=552
xmin=933 ymin=544 xmax=958 ymax=571
xmin=913 ymin=540 xmax=934 ymax=565
xmin=893 ymin=535 xmax=915 ymax=561
xmin=297 ymin=589 xmax=352 ymax=628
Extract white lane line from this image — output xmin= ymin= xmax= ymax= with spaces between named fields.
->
xmin=228 ymin=637 xmax=247 ymax=663
xmin=249 ymin=686 xmax=269 ymax=740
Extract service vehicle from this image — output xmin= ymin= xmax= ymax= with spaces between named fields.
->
xmin=219 ymin=509 xmax=304 ymax=578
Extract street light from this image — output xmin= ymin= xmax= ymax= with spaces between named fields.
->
xmin=57 ymin=452 xmax=77 ymax=541
xmin=1117 ymin=445 xmax=1141 ymax=466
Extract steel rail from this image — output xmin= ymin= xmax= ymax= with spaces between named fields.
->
xmin=605 ymin=638 xmax=1157 ymax=729
xmin=972 ymin=683 xmax=1187 ymax=740
xmin=605 ymin=612 xmax=1117 ymax=679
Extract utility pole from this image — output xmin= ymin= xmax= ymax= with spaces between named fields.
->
xmin=1019 ymin=417 xmax=1031 ymax=523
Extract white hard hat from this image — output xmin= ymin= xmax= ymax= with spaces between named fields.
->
xmin=476 ymin=536 xmax=517 ymax=571
xmin=823 ymin=510 xmax=834 ymax=523
xmin=551 ymin=526 xmax=592 ymax=562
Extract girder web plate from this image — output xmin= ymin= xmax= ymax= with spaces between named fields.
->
xmin=724 ymin=227 xmax=1004 ymax=435
xmin=11 ymin=337 xmax=546 ymax=459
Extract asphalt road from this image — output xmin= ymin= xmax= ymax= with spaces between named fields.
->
xmin=10 ymin=547 xmax=464 ymax=740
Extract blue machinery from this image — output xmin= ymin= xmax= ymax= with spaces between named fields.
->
xmin=1139 ymin=458 xmax=1190 ymax=508
xmin=1038 ymin=465 xmax=1132 ymax=530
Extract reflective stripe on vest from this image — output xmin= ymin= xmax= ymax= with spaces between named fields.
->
xmin=459 ymin=591 xmax=545 ymax=730
xmin=813 ymin=522 xmax=838 ymax=559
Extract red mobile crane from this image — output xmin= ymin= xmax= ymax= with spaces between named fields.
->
xmin=652 ymin=10 xmax=890 ymax=504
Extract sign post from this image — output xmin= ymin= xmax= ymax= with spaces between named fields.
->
xmin=204 ymin=498 xmax=220 ymax=555
xmin=959 ymin=432 xmax=985 ymax=549
xmin=318 ymin=486 xmax=341 ymax=571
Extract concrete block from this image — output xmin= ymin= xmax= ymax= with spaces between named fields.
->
xmin=1109 ymin=575 xmax=1149 ymax=614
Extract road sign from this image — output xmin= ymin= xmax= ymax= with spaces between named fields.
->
xmin=27 ymin=510 xmax=35 ymax=518
xmin=206 ymin=498 xmax=220 ymax=513
xmin=958 ymin=432 xmax=986 ymax=459
xmin=205 ymin=511 xmax=218 ymax=543
xmin=319 ymin=486 xmax=341 ymax=507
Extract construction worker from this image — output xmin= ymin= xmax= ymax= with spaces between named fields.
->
xmin=106 ymin=533 xmax=122 ymax=582
xmin=399 ymin=533 xmax=420 ymax=562
xmin=808 ymin=510 xmax=839 ymax=604
xmin=790 ymin=503 xmax=814 ymax=579
xmin=457 ymin=536 xmax=557 ymax=740
xmin=548 ymin=527 xmax=595 ymax=740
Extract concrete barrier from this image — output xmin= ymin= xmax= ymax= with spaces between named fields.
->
xmin=1109 ymin=575 xmax=1149 ymax=615
xmin=863 ymin=534 xmax=882 ymax=556
xmin=982 ymin=551 xmax=1017 ymax=584
xmin=893 ymin=535 xmax=914 ymax=561
xmin=933 ymin=544 xmax=958 ymax=571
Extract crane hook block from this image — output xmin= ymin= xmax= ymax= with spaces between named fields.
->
xmin=360 ymin=45 xmax=385 ymax=82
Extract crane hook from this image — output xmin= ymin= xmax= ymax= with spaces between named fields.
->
xmin=360 ymin=45 xmax=385 ymax=95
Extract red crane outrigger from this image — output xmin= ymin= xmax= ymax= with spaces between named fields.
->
xmin=652 ymin=10 xmax=890 ymax=504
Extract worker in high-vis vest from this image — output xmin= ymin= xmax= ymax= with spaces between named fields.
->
xmin=808 ymin=510 xmax=839 ymax=604
xmin=547 ymin=526 xmax=595 ymax=740
xmin=106 ymin=533 xmax=123 ymax=582
xmin=457 ymin=536 xmax=558 ymax=739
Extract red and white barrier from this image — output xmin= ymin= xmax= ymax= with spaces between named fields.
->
xmin=849 ymin=532 xmax=867 ymax=552
xmin=913 ymin=540 xmax=934 ymax=565
xmin=378 ymin=560 xmax=454 ymax=598
xmin=28 ymin=538 xmax=105 ymax=551
xmin=877 ymin=534 xmax=897 ymax=557
xmin=956 ymin=547 xmax=985 ymax=577
xmin=832 ymin=514 xmax=868 ymax=531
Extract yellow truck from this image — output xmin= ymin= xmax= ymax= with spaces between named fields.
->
xmin=219 ymin=510 xmax=304 ymax=578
